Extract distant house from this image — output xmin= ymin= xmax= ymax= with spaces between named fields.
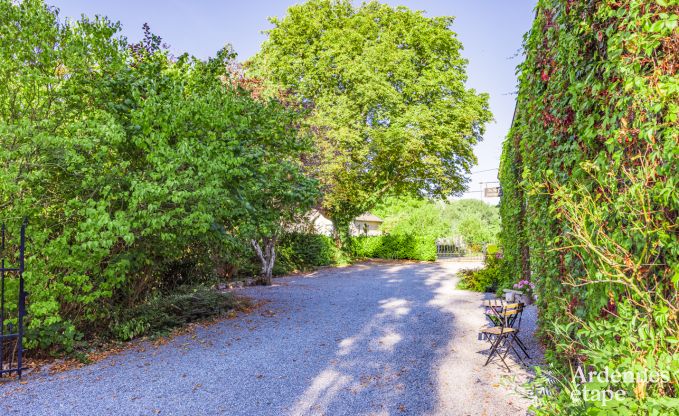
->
xmin=308 ymin=210 xmax=334 ymax=236
xmin=292 ymin=210 xmax=383 ymax=237
xmin=350 ymin=213 xmax=383 ymax=236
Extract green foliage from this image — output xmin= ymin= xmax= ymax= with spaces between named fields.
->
xmin=350 ymin=235 xmax=436 ymax=261
xmin=374 ymin=197 xmax=447 ymax=237
xmin=457 ymin=254 xmax=506 ymax=293
xmin=485 ymin=244 xmax=499 ymax=256
xmin=273 ymin=233 xmax=347 ymax=274
xmin=0 ymin=0 xmax=317 ymax=351
xmin=373 ymin=196 xmax=500 ymax=247
xmin=249 ymin=0 xmax=492 ymax=229
xmin=500 ymin=0 xmax=678 ymax=412
xmin=111 ymin=286 xmax=242 ymax=341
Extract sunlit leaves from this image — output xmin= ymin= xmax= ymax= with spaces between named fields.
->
xmin=501 ymin=0 xmax=678 ymax=412
xmin=249 ymin=0 xmax=492 ymax=228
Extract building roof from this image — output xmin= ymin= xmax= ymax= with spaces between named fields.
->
xmin=354 ymin=212 xmax=383 ymax=223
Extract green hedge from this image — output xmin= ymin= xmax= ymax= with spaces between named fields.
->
xmin=0 ymin=2 xmax=315 ymax=352
xmin=273 ymin=233 xmax=346 ymax=274
xmin=350 ymin=235 xmax=436 ymax=261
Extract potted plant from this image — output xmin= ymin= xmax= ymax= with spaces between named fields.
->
xmin=512 ymin=279 xmax=535 ymax=305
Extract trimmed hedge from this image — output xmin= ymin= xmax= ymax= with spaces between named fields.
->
xmin=273 ymin=233 xmax=346 ymax=274
xmin=350 ymin=235 xmax=436 ymax=261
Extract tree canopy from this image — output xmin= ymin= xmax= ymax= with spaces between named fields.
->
xmin=373 ymin=197 xmax=500 ymax=247
xmin=249 ymin=0 xmax=492 ymax=229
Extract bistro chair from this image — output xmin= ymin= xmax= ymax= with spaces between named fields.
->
xmin=480 ymin=302 xmax=530 ymax=371
xmin=482 ymin=298 xmax=505 ymax=328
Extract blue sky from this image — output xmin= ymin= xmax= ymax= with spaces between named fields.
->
xmin=49 ymin=0 xmax=536 ymax=201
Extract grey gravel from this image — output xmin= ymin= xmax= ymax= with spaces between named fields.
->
xmin=0 ymin=260 xmax=543 ymax=415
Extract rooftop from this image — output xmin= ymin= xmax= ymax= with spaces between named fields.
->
xmin=354 ymin=213 xmax=383 ymax=223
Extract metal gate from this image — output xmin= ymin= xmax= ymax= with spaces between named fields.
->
xmin=436 ymin=237 xmax=466 ymax=259
xmin=1 ymin=220 xmax=27 ymax=379
xmin=436 ymin=237 xmax=484 ymax=261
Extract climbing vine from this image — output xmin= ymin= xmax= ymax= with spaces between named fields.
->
xmin=500 ymin=0 xmax=678 ymax=413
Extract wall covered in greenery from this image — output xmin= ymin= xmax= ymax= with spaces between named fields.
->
xmin=499 ymin=0 xmax=677 ymax=413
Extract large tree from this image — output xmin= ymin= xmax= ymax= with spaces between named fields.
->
xmin=249 ymin=0 xmax=492 ymax=234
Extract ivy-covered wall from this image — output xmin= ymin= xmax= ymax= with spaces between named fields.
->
xmin=500 ymin=0 xmax=677 ymax=413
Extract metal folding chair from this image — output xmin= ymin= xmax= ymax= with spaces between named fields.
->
xmin=479 ymin=302 xmax=530 ymax=371
xmin=482 ymin=298 xmax=505 ymax=328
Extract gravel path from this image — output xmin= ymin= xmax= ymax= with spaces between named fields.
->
xmin=0 ymin=261 xmax=542 ymax=415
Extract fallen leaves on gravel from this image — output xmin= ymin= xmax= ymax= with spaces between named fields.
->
xmin=15 ymin=297 xmax=266 ymax=379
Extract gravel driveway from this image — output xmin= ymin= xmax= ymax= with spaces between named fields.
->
xmin=0 ymin=261 xmax=541 ymax=415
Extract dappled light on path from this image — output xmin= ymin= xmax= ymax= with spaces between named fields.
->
xmin=289 ymin=369 xmax=352 ymax=416
xmin=378 ymin=298 xmax=412 ymax=317
xmin=286 ymin=261 xmax=532 ymax=415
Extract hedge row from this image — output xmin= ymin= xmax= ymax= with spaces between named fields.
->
xmin=273 ymin=233 xmax=347 ymax=274
xmin=350 ymin=235 xmax=436 ymax=261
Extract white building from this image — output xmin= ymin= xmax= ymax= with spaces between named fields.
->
xmin=295 ymin=210 xmax=383 ymax=237
xmin=349 ymin=213 xmax=383 ymax=236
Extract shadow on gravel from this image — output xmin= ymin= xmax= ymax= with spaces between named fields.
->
xmin=284 ymin=262 xmax=459 ymax=415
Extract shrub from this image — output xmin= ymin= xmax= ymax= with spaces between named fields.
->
xmin=457 ymin=254 xmax=505 ymax=292
xmin=273 ymin=233 xmax=346 ymax=274
xmin=485 ymin=244 xmax=499 ymax=256
xmin=350 ymin=235 xmax=436 ymax=261
xmin=0 ymin=2 xmax=314 ymax=351
xmin=373 ymin=196 xmax=501 ymax=246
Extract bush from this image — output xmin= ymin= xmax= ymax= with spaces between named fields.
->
xmin=457 ymin=254 xmax=505 ymax=292
xmin=373 ymin=196 xmax=501 ymax=246
xmin=0 ymin=2 xmax=314 ymax=351
xmin=273 ymin=233 xmax=346 ymax=275
xmin=110 ymin=286 xmax=244 ymax=341
xmin=350 ymin=235 xmax=436 ymax=261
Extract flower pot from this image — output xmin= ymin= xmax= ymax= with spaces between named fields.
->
xmin=519 ymin=293 xmax=534 ymax=305
xmin=503 ymin=290 xmax=516 ymax=302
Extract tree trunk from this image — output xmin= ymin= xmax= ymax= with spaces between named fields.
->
xmin=332 ymin=226 xmax=342 ymax=248
xmin=330 ymin=219 xmax=351 ymax=249
xmin=251 ymin=237 xmax=276 ymax=285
